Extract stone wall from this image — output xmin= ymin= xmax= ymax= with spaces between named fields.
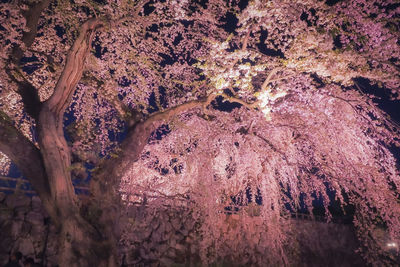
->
xmin=293 ymin=219 xmax=364 ymax=266
xmin=118 ymin=204 xmax=365 ymax=266
xmin=119 ymin=204 xmax=199 ymax=266
xmin=0 ymin=192 xmax=366 ymax=266
xmin=0 ymin=192 xmax=58 ymax=266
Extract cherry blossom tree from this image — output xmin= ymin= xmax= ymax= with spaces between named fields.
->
xmin=0 ymin=0 xmax=399 ymax=265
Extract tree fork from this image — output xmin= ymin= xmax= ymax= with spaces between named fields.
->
xmin=35 ymin=18 xmax=115 ymax=266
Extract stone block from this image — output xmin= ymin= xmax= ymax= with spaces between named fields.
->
xmin=13 ymin=206 xmax=29 ymax=220
xmin=30 ymin=225 xmax=46 ymax=242
xmin=180 ymin=227 xmax=189 ymax=236
xmin=10 ymin=220 xmax=24 ymax=239
xmin=0 ymin=192 xmax=6 ymax=203
xmin=171 ymin=217 xmax=181 ymax=231
xmin=15 ymin=238 xmax=35 ymax=257
xmin=25 ymin=211 xmax=44 ymax=226
xmin=0 ymin=235 xmax=13 ymax=254
xmin=19 ymin=221 xmax=32 ymax=237
xmin=159 ymin=256 xmax=175 ymax=266
xmin=150 ymin=218 xmax=160 ymax=230
xmin=0 ymin=206 xmax=13 ymax=222
xmin=6 ymin=194 xmax=30 ymax=209
xmin=139 ymin=248 xmax=148 ymax=260
xmin=151 ymin=230 xmax=162 ymax=243
xmin=31 ymin=196 xmax=43 ymax=212
xmin=184 ymin=218 xmax=195 ymax=230
xmin=166 ymin=248 xmax=176 ymax=259
xmin=157 ymin=243 xmax=169 ymax=255
xmin=174 ymin=243 xmax=186 ymax=252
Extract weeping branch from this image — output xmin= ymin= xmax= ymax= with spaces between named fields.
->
xmin=93 ymin=90 xmax=255 ymax=200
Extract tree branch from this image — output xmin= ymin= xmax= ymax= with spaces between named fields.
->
xmin=0 ymin=114 xmax=47 ymax=194
xmin=46 ymin=18 xmax=105 ymax=124
xmin=5 ymin=0 xmax=51 ymax=120
xmin=261 ymin=67 xmax=281 ymax=91
xmin=0 ymin=113 xmax=58 ymax=219
xmin=6 ymin=72 xmax=42 ymax=119
xmin=11 ymin=0 xmax=51 ymax=65
xmin=89 ymin=92 xmax=252 ymax=252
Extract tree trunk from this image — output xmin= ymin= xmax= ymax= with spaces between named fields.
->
xmin=36 ymin=104 xmax=117 ymax=266
xmin=33 ymin=18 xmax=117 ymax=266
xmin=2 ymin=4 xmax=118 ymax=264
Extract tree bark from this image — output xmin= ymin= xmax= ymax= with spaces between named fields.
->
xmin=2 ymin=2 xmax=117 ymax=264
xmin=35 ymin=18 xmax=117 ymax=266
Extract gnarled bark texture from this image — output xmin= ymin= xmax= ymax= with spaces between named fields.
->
xmin=33 ymin=18 xmax=119 ymax=267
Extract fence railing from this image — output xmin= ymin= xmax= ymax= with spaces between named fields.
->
xmin=223 ymin=204 xmax=352 ymax=224
xmin=0 ymin=176 xmax=89 ymax=195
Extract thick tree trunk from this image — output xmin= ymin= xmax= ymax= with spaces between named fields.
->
xmin=37 ymin=105 xmax=117 ymax=266
xmin=34 ymin=18 xmax=117 ymax=266
xmin=2 ymin=2 xmax=118 ymax=263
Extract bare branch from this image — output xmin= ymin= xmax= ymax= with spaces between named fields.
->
xmin=261 ymin=67 xmax=281 ymax=91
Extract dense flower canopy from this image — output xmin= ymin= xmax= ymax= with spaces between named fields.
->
xmin=1 ymin=0 xmax=400 ymax=265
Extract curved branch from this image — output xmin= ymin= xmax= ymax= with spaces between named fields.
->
xmin=89 ymin=93 xmax=250 ymax=254
xmin=46 ymin=18 xmax=105 ymax=123
xmin=105 ymin=91 xmax=254 ymax=175
xmin=92 ymin=90 xmax=253 ymax=196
